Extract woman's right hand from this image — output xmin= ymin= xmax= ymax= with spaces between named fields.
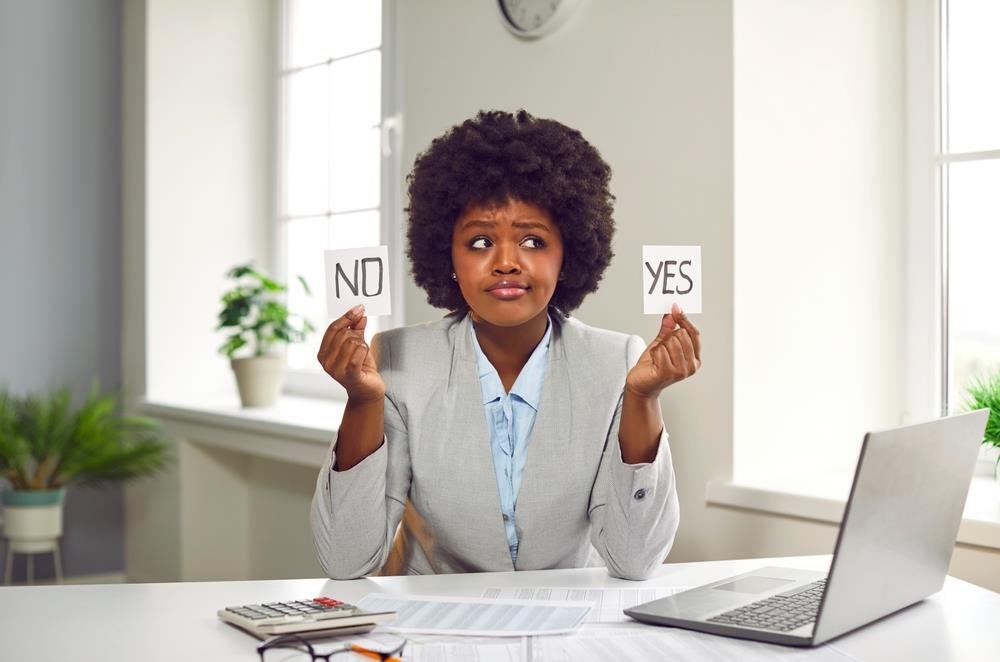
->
xmin=317 ymin=304 xmax=385 ymax=403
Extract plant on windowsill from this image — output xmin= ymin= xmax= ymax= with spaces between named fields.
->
xmin=0 ymin=385 xmax=169 ymax=583
xmin=217 ymin=263 xmax=315 ymax=407
xmin=962 ymin=369 xmax=1000 ymax=488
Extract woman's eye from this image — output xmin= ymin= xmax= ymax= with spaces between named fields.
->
xmin=522 ymin=237 xmax=545 ymax=248
xmin=469 ymin=237 xmax=491 ymax=249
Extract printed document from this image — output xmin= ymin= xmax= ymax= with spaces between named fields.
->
xmin=481 ymin=586 xmax=692 ymax=624
xmin=355 ymin=593 xmax=591 ymax=636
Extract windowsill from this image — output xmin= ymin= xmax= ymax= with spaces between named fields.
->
xmin=139 ymin=393 xmax=344 ymax=467
xmin=705 ymin=473 xmax=1000 ymax=551
xmin=137 ymin=395 xmax=1000 ymax=551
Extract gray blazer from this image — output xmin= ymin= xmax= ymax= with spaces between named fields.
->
xmin=310 ymin=311 xmax=679 ymax=580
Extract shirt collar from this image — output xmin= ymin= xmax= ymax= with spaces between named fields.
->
xmin=470 ymin=313 xmax=553 ymax=410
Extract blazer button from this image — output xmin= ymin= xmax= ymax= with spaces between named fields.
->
xmin=633 ymin=489 xmax=647 ymax=501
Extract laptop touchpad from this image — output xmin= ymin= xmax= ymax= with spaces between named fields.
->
xmin=712 ymin=576 xmax=795 ymax=594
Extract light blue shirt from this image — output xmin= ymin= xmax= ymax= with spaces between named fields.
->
xmin=469 ymin=314 xmax=553 ymax=565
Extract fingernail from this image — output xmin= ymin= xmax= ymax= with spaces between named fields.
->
xmin=349 ymin=304 xmax=364 ymax=318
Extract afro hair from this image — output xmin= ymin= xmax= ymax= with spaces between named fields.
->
xmin=405 ymin=109 xmax=616 ymax=317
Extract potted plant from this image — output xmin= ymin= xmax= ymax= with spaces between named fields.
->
xmin=962 ymin=369 xmax=1000 ymax=486
xmin=217 ymin=263 xmax=315 ymax=407
xmin=0 ymin=385 xmax=169 ymax=583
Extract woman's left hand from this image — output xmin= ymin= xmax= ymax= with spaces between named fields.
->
xmin=625 ymin=302 xmax=702 ymax=399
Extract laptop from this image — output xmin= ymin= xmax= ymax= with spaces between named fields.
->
xmin=624 ymin=410 xmax=989 ymax=647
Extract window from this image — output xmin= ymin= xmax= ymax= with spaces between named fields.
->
xmin=277 ymin=0 xmax=402 ymax=396
xmin=940 ymin=0 xmax=1000 ymax=411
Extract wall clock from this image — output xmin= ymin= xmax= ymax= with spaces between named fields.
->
xmin=497 ymin=0 xmax=582 ymax=39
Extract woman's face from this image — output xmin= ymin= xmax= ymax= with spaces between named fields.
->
xmin=451 ymin=198 xmax=564 ymax=328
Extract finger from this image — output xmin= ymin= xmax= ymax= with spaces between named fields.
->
xmin=318 ymin=323 xmax=352 ymax=365
xmin=670 ymin=302 xmax=701 ymax=361
xmin=318 ymin=306 xmax=366 ymax=359
xmin=653 ymin=312 xmax=678 ymax=344
xmin=652 ymin=342 xmax=674 ymax=374
xmin=664 ymin=335 xmax=686 ymax=374
xmin=343 ymin=342 xmax=369 ymax=381
xmin=676 ymin=328 xmax=698 ymax=376
xmin=331 ymin=337 xmax=368 ymax=379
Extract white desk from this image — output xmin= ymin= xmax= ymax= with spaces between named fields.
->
xmin=0 ymin=555 xmax=997 ymax=661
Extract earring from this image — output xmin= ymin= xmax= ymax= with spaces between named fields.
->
xmin=451 ymin=272 xmax=457 ymax=281
xmin=558 ymin=272 xmax=566 ymax=281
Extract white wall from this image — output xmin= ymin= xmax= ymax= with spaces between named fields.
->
xmin=733 ymin=0 xmax=906 ymax=483
xmin=124 ymin=0 xmax=277 ymax=580
xmin=143 ymin=0 xmax=275 ymax=401
xmin=0 ymin=0 xmax=125 ymax=582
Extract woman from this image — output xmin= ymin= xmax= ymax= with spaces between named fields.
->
xmin=310 ymin=110 xmax=700 ymax=580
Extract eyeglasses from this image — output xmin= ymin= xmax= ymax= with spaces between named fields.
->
xmin=257 ymin=633 xmax=407 ymax=661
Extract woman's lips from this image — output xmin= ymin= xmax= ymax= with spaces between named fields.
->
xmin=487 ymin=287 xmax=529 ymax=300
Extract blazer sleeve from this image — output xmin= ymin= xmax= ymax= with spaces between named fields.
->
xmin=309 ymin=333 xmax=411 ymax=579
xmin=587 ymin=334 xmax=680 ymax=581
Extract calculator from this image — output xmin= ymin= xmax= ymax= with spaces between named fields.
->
xmin=218 ymin=597 xmax=396 ymax=636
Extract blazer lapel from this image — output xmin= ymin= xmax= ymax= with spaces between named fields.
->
xmin=511 ymin=316 xmax=573 ymax=569
xmin=440 ymin=313 xmax=514 ymax=570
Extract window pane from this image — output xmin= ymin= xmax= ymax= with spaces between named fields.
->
xmin=285 ymin=216 xmax=327 ymax=371
xmin=948 ymin=158 xmax=1000 ymax=407
xmin=330 ymin=51 xmax=382 ymax=129
xmin=286 ymin=0 xmax=381 ymax=68
xmin=328 ymin=209 xmax=381 ymax=252
xmin=946 ymin=0 xmax=1000 ymax=153
xmin=329 ymin=51 xmax=382 ymax=213
xmin=329 ymin=0 xmax=382 ymax=59
xmin=286 ymin=0 xmax=334 ymax=68
xmin=284 ymin=67 xmax=329 ymax=217
xmin=331 ymin=125 xmax=381 ymax=212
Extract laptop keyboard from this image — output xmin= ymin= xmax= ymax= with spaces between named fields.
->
xmin=707 ymin=579 xmax=827 ymax=632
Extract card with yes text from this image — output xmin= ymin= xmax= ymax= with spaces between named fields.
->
xmin=643 ymin=245 xmax=702 ymax=314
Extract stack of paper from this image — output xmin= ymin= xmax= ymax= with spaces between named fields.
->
xmin=355 ymin=593 xmax=592 ymax=636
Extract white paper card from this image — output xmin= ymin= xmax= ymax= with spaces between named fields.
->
xmin=643 ymin=245 xmax=702 ymax=314
xmin=356 ymin=593 xmax=591 ymax=637
xmin=324 ymin=246 xmax=392 ymax=319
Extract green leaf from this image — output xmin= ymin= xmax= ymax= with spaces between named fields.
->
xmin=297 ymin=275 xmax=312 ymax=296
xmin=961 ymin=369 xmax=1000 ymax=447
xmin=218 ymin=263 xmax=311 ymax=356
xmin=0 ymin=385 xmax=171 ymax=490
xmin=219 ymin=333 xmax=248 ymax=358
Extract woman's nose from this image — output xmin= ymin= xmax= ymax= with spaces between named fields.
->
xmin=493 ymin=245 xmax=521 ymax=274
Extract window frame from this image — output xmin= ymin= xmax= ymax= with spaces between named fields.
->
xmin=903 ymin=0 xmax=944 ymax=425
xmin=906 ymin=0 xmax=999 ymax=474
xmin=273 ymin=0 xmax=405 ymax=399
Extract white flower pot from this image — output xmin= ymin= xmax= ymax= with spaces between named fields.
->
xmin=231 ymin=356 xmax=286 ymax=407
xmin=2 ymin=489 xmax=64 ymax=553
xmin=2 ymin=489 xmax=65 ymax=584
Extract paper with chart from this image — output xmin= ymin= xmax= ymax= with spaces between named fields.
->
xmin=355 ymin=593 xmax=591 ymax=636
xmin=481 ymin=586 xmax=692 ymax=624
